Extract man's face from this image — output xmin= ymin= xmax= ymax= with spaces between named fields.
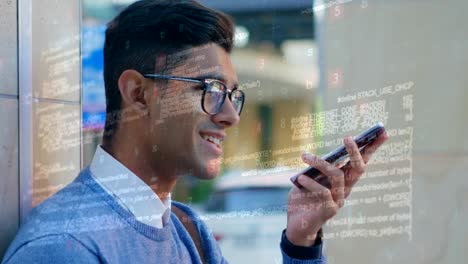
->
xmin=145 ymin=43 xmax=240 ymax=180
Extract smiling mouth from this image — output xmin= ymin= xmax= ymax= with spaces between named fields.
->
xmin=199 ymin=132 xmax=224 ymax=149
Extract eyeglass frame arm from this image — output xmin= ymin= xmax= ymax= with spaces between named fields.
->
xmin=143 ymin=74 xmax=203 ymax=84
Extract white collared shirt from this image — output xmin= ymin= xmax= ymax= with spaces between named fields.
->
xmin=89 ymin=145 xmax=171 ymax=228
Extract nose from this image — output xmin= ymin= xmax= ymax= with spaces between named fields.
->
xmin=211 ymin=97 xmax=240 ymax=128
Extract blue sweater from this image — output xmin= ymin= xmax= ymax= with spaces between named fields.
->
xmin=2 ymin=167 xmax=325 ymax=264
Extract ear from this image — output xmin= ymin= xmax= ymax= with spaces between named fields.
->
xmin=118 ymin=70 xmax=148 ymax=116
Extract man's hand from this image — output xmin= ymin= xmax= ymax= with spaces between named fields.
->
xmin=285 ymin=132 xmax=388 ymax=246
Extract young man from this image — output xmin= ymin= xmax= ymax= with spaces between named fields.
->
xmin=3 ymin=0 xmax=388 ymax=263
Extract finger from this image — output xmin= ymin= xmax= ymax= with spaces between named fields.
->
xmin=344 ymin=136 xmax=366 ymax=175
xmin=302 ymin=154 xmax=345 ymax=207
xmin=340 ymin=161 xmax=355 ymax=198
xmin=361 ymin=131 xmax=389 ymax=163
xmin=296 ymin=175 xmax=340 ymax=217
xmin=335 ymin=159 xmax=349 ymax=169
xmin=296 ymin=174 xmax=333 ymax=202
xmin=297 ymin=153 xmax=330 ymax=189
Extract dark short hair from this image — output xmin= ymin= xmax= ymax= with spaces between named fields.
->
xmin=102 ymin=0 xmax=234 ymax=142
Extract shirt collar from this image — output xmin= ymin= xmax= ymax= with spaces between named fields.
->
xmin=89 ymin=145 xmax=171 ymax=228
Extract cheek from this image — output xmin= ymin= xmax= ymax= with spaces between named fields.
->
xmin=150 ymin=89 xmax=205 ymax=154
xmin=176 ymin=113 xmax=204 ymax=150
xmin=157 ymin=86 xmax=199 ymax=117
xmin=188 ymin=91 xmax=203 ymax=113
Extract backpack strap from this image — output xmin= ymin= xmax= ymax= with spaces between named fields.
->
xmin=172 ymin=206 xmax=206 ymax=264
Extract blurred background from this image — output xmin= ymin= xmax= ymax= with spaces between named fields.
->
xmin=1 ymin=0 xmax=467 ymax=263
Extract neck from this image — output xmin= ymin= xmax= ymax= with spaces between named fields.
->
xmin=101 ymin=136 xmax=177 ymax=203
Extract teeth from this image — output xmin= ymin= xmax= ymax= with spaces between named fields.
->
xmin=202 ymin=135 xmax=221 ymax=146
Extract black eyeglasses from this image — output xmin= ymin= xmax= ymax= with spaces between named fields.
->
xmin=143 ymin=74 xmax=245 ymax=116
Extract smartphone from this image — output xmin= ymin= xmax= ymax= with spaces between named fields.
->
xmin=290 ymin=122 xmax=386 ymax=189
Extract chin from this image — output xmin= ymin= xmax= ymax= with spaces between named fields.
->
xmin=207 ymin=158 xmax=221 ymax=178
xmin=193 ymin=159 xmax=221 ymax=180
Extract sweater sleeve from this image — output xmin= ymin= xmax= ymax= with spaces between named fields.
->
xmin=281 ymin=250 xmax=326 ymax=264
xmin=2 ymin=234 xmax=100 ymax=264
xmin=279 ymin=229 xmax=327 ymax=264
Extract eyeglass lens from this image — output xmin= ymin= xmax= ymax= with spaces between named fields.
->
xmin=203 ymin=80 xmax=244 ymax=115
